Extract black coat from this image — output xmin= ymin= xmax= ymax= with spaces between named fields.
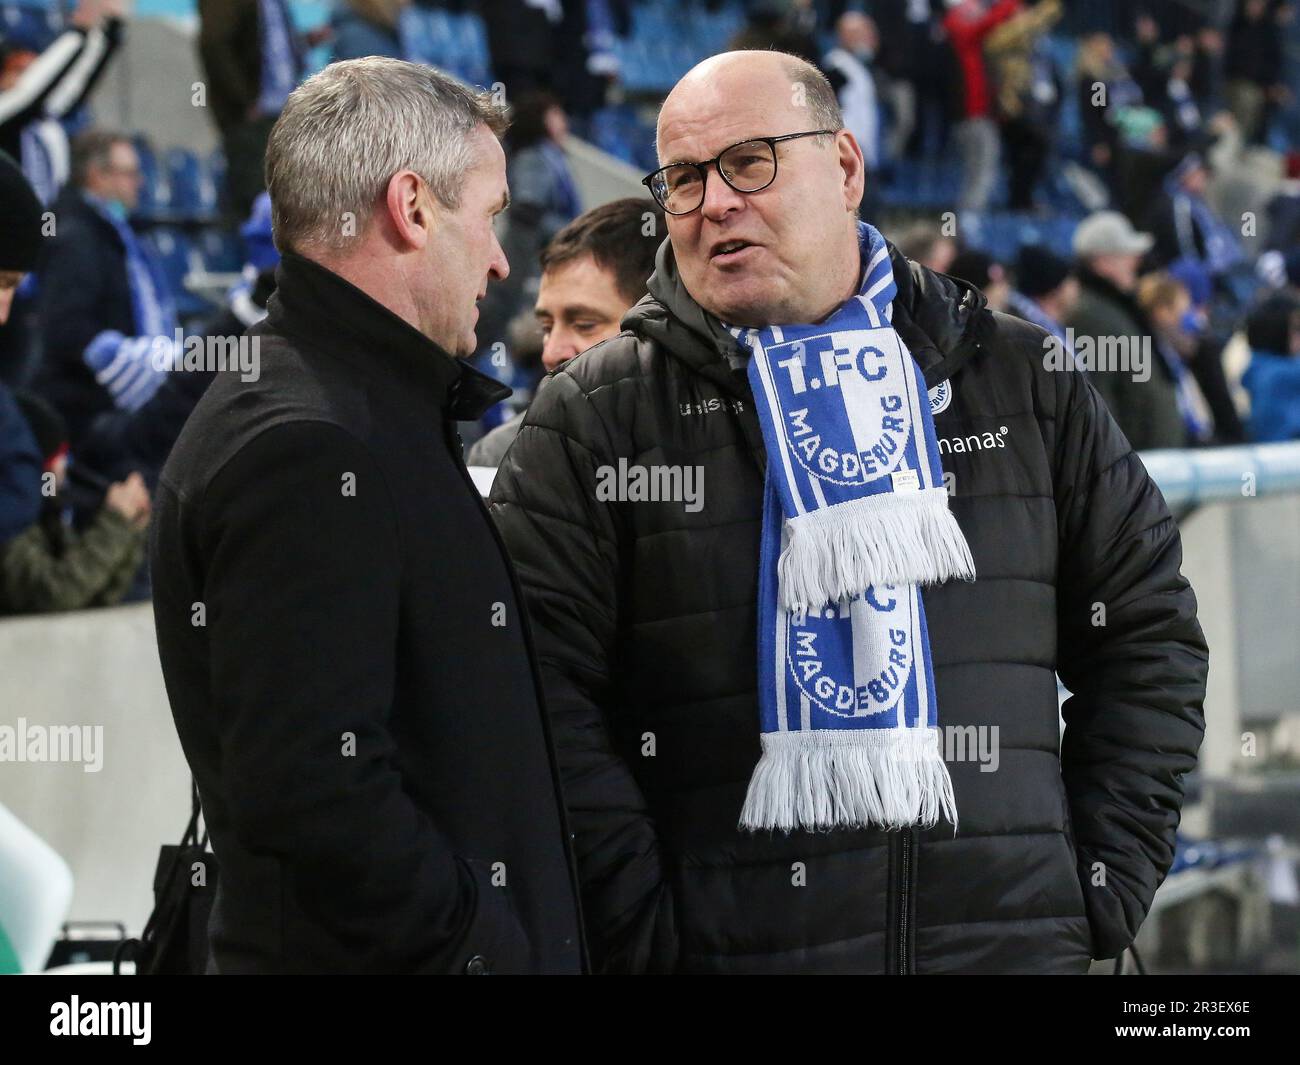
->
xmin=32 ymin=190 xmax=135 ymax=447
xmin=490 ymin=241 xmax=1209 ymax=973
xmin=150 ymin=251 xmax=585 ymax=974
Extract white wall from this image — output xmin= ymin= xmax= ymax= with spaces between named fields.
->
xmin=0 ymin=603 xmax=188 ymax=936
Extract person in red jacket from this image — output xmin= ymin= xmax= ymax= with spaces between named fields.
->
xmin=942 ymin=0 xmax=1021 ymax=211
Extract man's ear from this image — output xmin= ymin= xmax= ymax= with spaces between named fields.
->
xmin=837 ymin=130 xmax=866 ymax=213
xmin=385 ymin=169 xmax=435 ymax=250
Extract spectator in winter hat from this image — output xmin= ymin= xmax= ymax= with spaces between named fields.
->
xmin=1007 ymin=244 xmax=1079 ymax=366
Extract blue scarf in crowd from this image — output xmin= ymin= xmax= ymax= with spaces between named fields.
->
xmin=81 ymin=197 xmax=177 ymax=412
xmin=729 ymin=222 xmax=975 ymax=832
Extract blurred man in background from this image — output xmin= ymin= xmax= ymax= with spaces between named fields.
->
xmin=32 ymin=130 xmax=177 ymax=451
xmin=1067 ymin=209 xmax=1186 ymax=450
xmin=198 ymin=0 xmax=308 ymax=216
xmin=468 ymin=196 xmax=664 ymax=467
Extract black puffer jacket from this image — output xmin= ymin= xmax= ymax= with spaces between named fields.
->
xmin=490 ymin=240 xmax=1208 ymax=974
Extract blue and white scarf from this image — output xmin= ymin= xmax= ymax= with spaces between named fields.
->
xmin=730 ymin=222 xmax=974 ymax=832
xmin=81 ymin=197 xmax=178 ymax=413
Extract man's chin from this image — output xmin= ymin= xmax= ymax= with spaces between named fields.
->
xmin=703 ymin=288 xmax=779 ymax=328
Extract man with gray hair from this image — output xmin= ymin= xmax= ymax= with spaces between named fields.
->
xmin=150 ymin=57 xmax=584 ymax=974
xmin=492 ymin=50 xmax=1207 ymax=973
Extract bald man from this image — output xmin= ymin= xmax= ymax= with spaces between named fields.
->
xmin=491 ymin=52 xmax=1206 ymax=974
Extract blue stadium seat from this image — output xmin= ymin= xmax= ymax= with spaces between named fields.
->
xmin=143 ymin=227 xmax=209 ymax=319
xmin=132 ymin=137 xmax=167 ymax=219
xmin=195 ymin=227 xmax=242 ymax=275
xmin=163 ymin=147 xmax=203 ymax=219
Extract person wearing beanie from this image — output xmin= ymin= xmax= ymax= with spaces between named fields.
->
xmin=1007 ymin=244 xmax=1079 ymax=366
xmin=0 ymin=149 xmax=44 ymax=326
xmin=0 ymin=151 xmax=44 ymax=544
xmin=1241 ymin=293 xmax=1300 ymax=443
xmin=0 ymin=390 xmax=149 ymax=614
xmin=946 ymin=247 xmax=1011 ymax=311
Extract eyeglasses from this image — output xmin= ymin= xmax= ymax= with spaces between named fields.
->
xmin=642 ymin=130 xmax=839 ymax=216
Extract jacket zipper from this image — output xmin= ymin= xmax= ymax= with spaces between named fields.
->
xmin=442 ymin=413 xmax=593 ymax=973
xmin=897 ymin=828 xmax=913 ymax=974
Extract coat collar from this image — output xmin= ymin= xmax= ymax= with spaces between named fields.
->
xmin=266 ymin=250 xmax=509 ymax=420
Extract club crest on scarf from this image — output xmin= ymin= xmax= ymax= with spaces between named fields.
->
xmin=731 ymin=222 xmax=975 ymax=834
xmin=786 ymin=586 xmax=921 ymax=725
xmin=761 ymin=327 xmax=916 ymax=488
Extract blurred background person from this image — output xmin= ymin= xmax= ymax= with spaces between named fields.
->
xmin=0 ymin=0 xmax=126 ymax=204
xmin=1242 ymin=291 xmax=1300 ymax=441
xmin=198 ymin=0 xmax=322 ymax=216
xmin=1144 ymin=149 xmax=1244 ymax=282
xmin=31 ymin=130 xmax=175 ymax=453
xmin=890 ymin=218 xmax=958 ymax=274
xmin=78 ymin=193 xmax=281 ymax=485
xmin=822 ymin=12 xmax=880 ymax=214
xmin=1136 ymin=270 xmax=1217 ymax=445
xmin=947 ymin=247 xmax=1011 ymax=311
xmin=0 ymin=152 xmax=43 ymax=544
xmin=329 ymin=0 xmax=407 ymax=61
xmin=0 ymin=392 xmax=148 ymax=615
xmin=1067 ymin=209 xmax=1186 ymax=451
xmin=474 ymin=88 xmax=582 ymax=435
xmin=1224 ymin=0 xmax=1292 ymax=146
xmin=1007 ymin=243 xmax=1079 ymax=362
xmin=943 ymin=0 xmax=1022 ymax=213
xmin=1075 ymin=31 xmax=1143 ymax=197
xmin=986 ymin=0 xmax=1063 ymax=211
xmin=468 ymin=196 xmax=664 ymax=466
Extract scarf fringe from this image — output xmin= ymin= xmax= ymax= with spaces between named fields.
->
xmin=739 ymin=730 xmax=959 ymax=833
xmin=778 ymin=487 xmax=975 ymax=611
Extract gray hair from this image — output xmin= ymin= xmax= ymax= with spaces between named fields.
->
xmin=70 ymin=129 xmax=133 ymax=189
xmin=265 ymin=57 xmax=508 ymax=254
xmin=783 ymin=54 xmax=844 ymax=134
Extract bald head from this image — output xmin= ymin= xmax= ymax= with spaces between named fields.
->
xmin=651 ymin=50 xmax=865 ymax=328
xmin=657 ymin=51 xmax=842 ymax=162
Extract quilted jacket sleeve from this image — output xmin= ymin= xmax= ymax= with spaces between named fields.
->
xmin=1051 ymin=365 xmax=1208 ymax=959
xmin=489 ymin=367 xmax=678 ymax=974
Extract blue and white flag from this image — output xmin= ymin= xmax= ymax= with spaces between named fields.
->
xmin=731 ymin=222 xmax=974 ymax=832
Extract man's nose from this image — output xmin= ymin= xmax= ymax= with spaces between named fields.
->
xmin=489 ymin=230 xmax=509 ymax=282
xmin=542 ymin=330 xmax=579 ymax=372
xmin=699 ymin=165 xmax=746 ymax=221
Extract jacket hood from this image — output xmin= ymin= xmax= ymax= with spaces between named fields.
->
xmin=627 ymin=234 xmax=993 ymax=397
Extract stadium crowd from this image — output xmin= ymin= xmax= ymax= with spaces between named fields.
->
xmin=0 ymin=0 xmax=1298 ymax=620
